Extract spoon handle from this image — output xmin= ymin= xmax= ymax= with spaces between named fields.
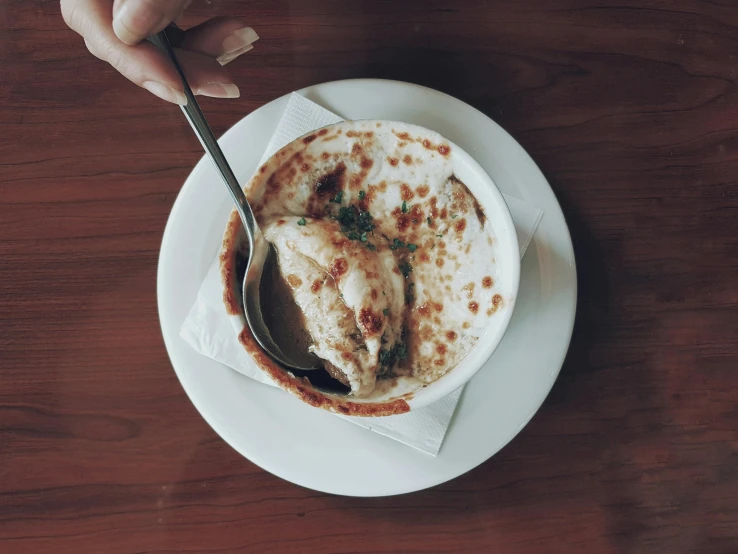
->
xmin=147 ymin=28 xmax=260 ymax=250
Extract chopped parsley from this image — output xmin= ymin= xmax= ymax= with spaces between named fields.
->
xmin=399 ymin=261 xmax=413 ymax=278
xmin=389 ymin=238 xmax=405 ymax=250
xmin=358 ymin=190 xmax=366 ymax=200
xmin=451 ymin=214 xmax=458 ymax=219
xmin=365 ymin=243 xmax=376 ymax=251
xmin=337 ymin=205 xmax=376 ymax=239
xmin=427 ymin=217 xmax=433 ymax=225
xmin=436 ymin=234 xmax=444 ymax=238
xmin=379 ymin=341 xmax=408 ymax=367
xmin=401 ymin=201 xmax=409 ymax=214
xmin=407 ymin=243 xmax=417 ymax=252
xmin=360 ymin=232 xmax=368 ymax=242
xmin=297 ymin=218 xmax=307 ymax=226
xmin=383 ymin=308 xmax=390 ymax=316
xmin=331 ymin=191 xmax=343 ymax=204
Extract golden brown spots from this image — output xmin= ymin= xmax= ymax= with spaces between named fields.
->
xmin=391 ymin=207 xmax=411 ymax=232
xmin=259 ymin=165 xmax=267 ymax=174
xmin=349 ymin=175 xmax=362 ymax=189
xmin=371 ymin=289 xmax=378 ymax=300
xmin=392 ymin=267 xmax=401 ymax=275
xmin=341 ymin=351 xmax=353 ymax=360
xmin=482 ymin=276 xmax=494 ymax=288
xmin=419 ymin=252 xmax=430 ymax=263
xmin=311 ymin=279 xmax=323 ymax=293
xmin=378 ymin=181 xmax=388 ymax=192
xmin=321 ymin=152 xmax=330 ymax=160
xmin=422 ymin=138 xmax=434 ymax=149
xmin=351 ymin=143 xmax=363 ymax=156
xmin=286 ymin=274 xmax=302 ymax=287
xmin=468 ymin=301 xmax=479 ymax=314
xmin=303 ymin=134 xmax=317 ymax=144
xmin=403 ymin=155 xmax=412 ymax=165
xmin=401 ymin=183 xmax=414 ymax=201
xmin=436 ymin=343 xmax=448 ymax=355
xmin=346 ymin=130 xmax=358 ymax=138
xmin=358 ymin=308 xmax=383 ymax=335
xmin=439 ymin=240 xmax=446 ymax=248
xmin=330 ymin=258 xmax=348 ymax=280
xmin=360 ymin=156 xmax=373 ymax=169
xmin=376 ymin=122 xmax=382 ymax=128
xmin=436 ymin=258 xmax=445 ymax=267
xmin=409 ymin=204 xmax=424 ymax=224
xmin=463 ymin=282 xmax=476 ymax=299
xmin=396 ymin=131 xmax=411 ymax=140
xmin=433 ymin=316 xmax=441 ymax=325
xmin=331 ymin=237 xmax=349 ymax=249
xmin=315 ymin=163 xmax=346 ymax=196
xmin=429 ymin=197 xmax=439 ymax=219
xmin=366 ymin=131 xmax=374 ymax=138
xmin=434 ymin=358 xmax=445 ymax=366
xmin=454 ymin=218 xmax=467 ymax=233
xmin=388 ymin=157 xmax=399 ymax=166
xmin=446 ymin=330 xmax=458 ymax=341
xmin=287 ymin=192 xmax=295 ymax=199
xmin=440 ymin=207 xmax=448 ymax=219
xmin=463 ymin=322 xmax=471 ymax=330
xmin=437 ymin=144 xmax=450 ymax=156
xmin=487 ymin=294 xmax=504 ymax=316
xmin=301 ymin=163 xmax=311 ymax=173
xmin=417 ymin=303 xmax=431 ymax=317
xmin=417 ymin=185 xmax=429 ymax=198
xmin=433 ymin=303 xmax=443 ymax=313
xmin=276 ymin=219 xmax=286 ymax=226
xmin=318 ymin=128 xmax=328 ymax=136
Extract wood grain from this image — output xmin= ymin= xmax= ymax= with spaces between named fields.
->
xmin=2 ymin=0 xmax=738 ymax=552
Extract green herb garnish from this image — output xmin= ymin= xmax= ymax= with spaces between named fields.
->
xmin=399 ymin=262 xmax=413 ymax=278
xmin=401 ymin=201 xmax=409 ymax=214
xmin=427 ymin=217 xmax=433 ymax=225
xmin=389 ymin=238 xmax=406 ymax=250
xmin=297 ymin=218 xmax=307 ymax=226
xmin=407 ymin=243 xmax=417 ymax=252
xmin=358 ymin=190 xmax=366 ymax=200
xmin=331 ymin=191 xmax=343 ymax=204
xmin=383 ymin=308 xmax=390 ymax=316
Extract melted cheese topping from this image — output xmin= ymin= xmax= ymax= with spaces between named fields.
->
xmin=263 ymin=217 xmax=405 ymax=396
xmin=249 ymin=121 xmax=505 ymax=398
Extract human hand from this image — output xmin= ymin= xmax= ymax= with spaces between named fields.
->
xmin=61 ymin=0 xmax=258 ymax=104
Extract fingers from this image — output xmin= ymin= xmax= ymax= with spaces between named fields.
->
xmin=180 ymin=16 xmax=259 ymax=65
xmin=111 ymin=0 xmax=190 ymax=45
xmin=62 ymin=0 xmax=242 ymax=104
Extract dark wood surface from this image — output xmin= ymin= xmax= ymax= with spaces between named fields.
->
xmin=2 ymin=1 xmax=738 ymax=552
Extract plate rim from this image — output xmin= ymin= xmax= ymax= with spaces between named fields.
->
xmin=157 ymin=78 xmax=577 ymax=496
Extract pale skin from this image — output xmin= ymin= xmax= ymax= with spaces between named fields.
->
xmin=60 ymin=0 xmax=258 ymax=104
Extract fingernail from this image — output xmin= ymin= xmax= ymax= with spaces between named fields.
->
xmin=217 ymin=44 xmax=254 ymax=66
xmin=221 ymin=27 xmax=259 ymax=56
xmin=196 ymin=82 xmax=240 ymax=99
xmin=142 ymin=81 xmax=188 ymax=105
xmin=113 ymin=1 xmax=163 ymax=45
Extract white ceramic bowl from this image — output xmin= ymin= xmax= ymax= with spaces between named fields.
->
xmin=221 ymin=121 xmax=521 ymax=414
xmin=405 ymin=132 xmax=521 ymax=409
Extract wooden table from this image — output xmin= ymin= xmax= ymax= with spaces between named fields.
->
xmin=2 ymin=1 xmax=737 ymax=552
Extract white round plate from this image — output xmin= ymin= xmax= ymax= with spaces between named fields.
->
xmin=157 ymin=79 xmax=577 ymax=497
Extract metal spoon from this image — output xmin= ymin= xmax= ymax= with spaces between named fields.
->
xmin=148 ymin=28 xmax=320 ymax=371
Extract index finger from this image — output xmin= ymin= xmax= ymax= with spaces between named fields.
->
xmin=112 ymin=0 xmax=191 ymax=45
